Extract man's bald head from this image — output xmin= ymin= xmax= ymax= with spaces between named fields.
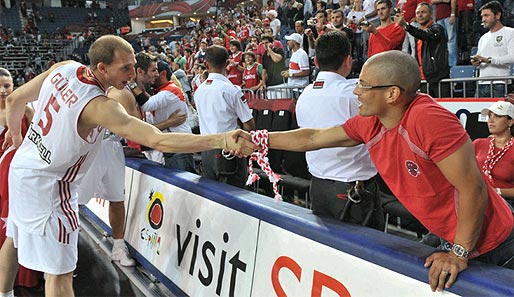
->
xmin=364 ymin=50 xmax=420 ymax=99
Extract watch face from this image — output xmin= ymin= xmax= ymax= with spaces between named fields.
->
xmin=452 ymin=244 xmax=469 ymax=258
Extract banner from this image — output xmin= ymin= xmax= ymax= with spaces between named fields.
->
xmin=252 ymin=222 xmax=457 ymax=297
xmin=124 ymin=171 xmax=259 ymax=297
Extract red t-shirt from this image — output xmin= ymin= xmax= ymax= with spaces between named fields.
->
xmin=397 ymin=0 xmax=431 ymax=22
xmin=474 ymin=138 xmax=514 ymax=189
xmin=227 ymin=51 xmax=243 ymax=86
xmin=343 ymin=94 xmax=513 ymax=256
xmin=243 ymin=63 xmax=262 ymax=89
xmin=368 ymin=23 xmax=406 ymax=58
xmin=435 ymin=2 xmax=451 ymax=20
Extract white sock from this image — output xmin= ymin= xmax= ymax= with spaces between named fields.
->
xmin=113 ymin=239 xmax=126 ymax=249
xmin=0 ymin=290 xmax=14 ymax=297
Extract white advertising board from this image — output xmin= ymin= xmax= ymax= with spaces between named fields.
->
xmin=125 ymin=170 xmax=259 ymax=297
xmin=252 ymin=222 xmax=458 ymax=297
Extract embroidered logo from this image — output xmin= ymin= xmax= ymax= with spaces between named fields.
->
xmin=496 ymin=36 xmax=503 ymax=43
xmin=313 ymin=81 xmax=325 ymax=89
xmin=405 ymin=160 xmax=420 ymax=177
xmin=205 ymin=79 xmax=213 ymax=85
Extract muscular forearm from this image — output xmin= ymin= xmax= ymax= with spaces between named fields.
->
xmin=453 ymin=183 xmax=488 ymax=252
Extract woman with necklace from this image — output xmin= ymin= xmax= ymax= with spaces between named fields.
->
xmin=473 ymin=100 xmax=514 ymax=203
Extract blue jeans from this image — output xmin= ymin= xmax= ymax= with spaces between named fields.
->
xmin=478 ymin=84 xmax=506 ymax=98
xmin=437 ymin=17 xmax=458 ymax=67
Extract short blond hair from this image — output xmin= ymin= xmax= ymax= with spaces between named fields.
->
xmin=88 ymin=35 xmax=134 ymax=70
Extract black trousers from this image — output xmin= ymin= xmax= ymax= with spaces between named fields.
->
xmin=201 ymin=149 xmax=248 ymax=189
xmin=310 ymin=175 xmax=384 ymax=231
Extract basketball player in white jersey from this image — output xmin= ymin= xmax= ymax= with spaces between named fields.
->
xmin=0 ymin=35 xmax=256 ymax=297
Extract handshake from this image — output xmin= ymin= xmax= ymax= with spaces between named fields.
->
xmin=223 ymin=130 xmax=262 ymax=157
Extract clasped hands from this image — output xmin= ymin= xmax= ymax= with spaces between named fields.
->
xmin=224 ymin=130 xmax=261 ymax=157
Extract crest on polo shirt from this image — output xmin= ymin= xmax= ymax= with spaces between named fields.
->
xmin=205 ymin=79 xmax=213 ymax=85
xmin=496 ymin=36 xmax=503 ymax=43
xmin=313 ymin=80 xmax=325 ymax=89
xmin=405 ymin=160 xmax=420 ymax=177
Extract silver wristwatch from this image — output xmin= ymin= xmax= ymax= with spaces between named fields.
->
xmin=451 ymin=244 xmax=469 ymax=258
xmin=128 ymin=82 xmax=138 ymax=91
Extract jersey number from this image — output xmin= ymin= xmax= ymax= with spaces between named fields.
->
xmin=38 ymin=94 xmax=61 ymax=136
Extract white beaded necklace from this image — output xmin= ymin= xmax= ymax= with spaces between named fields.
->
xmin=482 ymin=136 xmax=514 ymax=181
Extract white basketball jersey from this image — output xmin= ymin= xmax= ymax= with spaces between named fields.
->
xmin=9 ymin=62 xmax=106 ymax=235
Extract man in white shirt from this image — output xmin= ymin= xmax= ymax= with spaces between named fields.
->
xmin=194 ymin=45 xmax=255 ymax=188
xmin=471 ymin=1 xmax=514 ymax=98
xmin=296 ymin=30 xmax=382 ymax=229
xmin=281 ymin=33 xmax=310 ymax=87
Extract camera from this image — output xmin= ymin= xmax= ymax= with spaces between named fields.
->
xmin=393 ymin=8 xmax=401 ymax=15
xmin=307 ymin=18 xmax=318 ymax=26
xmin=359 ymin=21 xmax=369 ymax=27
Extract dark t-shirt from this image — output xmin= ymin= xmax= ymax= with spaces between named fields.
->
xmin=262 ymin=47 xmax=286 ymax=87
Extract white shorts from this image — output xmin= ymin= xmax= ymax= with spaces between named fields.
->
xmin=78 ymin=137 xmax=125 ymax=205
xmin=7 ymin=214 xmax=78 ymax=275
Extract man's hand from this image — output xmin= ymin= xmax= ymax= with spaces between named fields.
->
xmin=281 ymin=70 xmax=290 ymax=78
xmin=424 ymin=252 xmax=468 ymax=292
xmin=361 ymin=22 xmax=377 ymax=34
xmin=395 ymin=13 xmax=408 ymax=28
xmin=225 ymin=129 xmax=259 ymax=157
xmin=167 ymin=109 xmax=187 ymax=127
xmin=470 ymin=55 xmax=487 ymax=66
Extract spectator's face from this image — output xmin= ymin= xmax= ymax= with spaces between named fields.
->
xmin=200 ymin=43 xmax=207 ymax=51
xmin=140 ymin=61 xmax=159 ymax=85
xmin=486 ymin=112 xmax=513 ymax=135
xmin=415 ymin=5 xmax=432 ymax=26
xmin=376 ymin=3 xmax=391 ymax=21
xmin=331 ymin=12 xmax=345 ymax=27
xmin=244 ymin=54 xmax=255 ymax=65
xmin=481 ymin=9 xmax=500 ymax=30
xmin=263 ymin=28 xmax=273 ymax=35
xmin=316 ymin=13 xmax=327 ymax=25
xmin=295 ymin=22 xmax=304 ymax=33
xmin=230 ymin=44 xmax=239 ymax=53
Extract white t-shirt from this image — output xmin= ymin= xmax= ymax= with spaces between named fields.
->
xmin=194 ymin=73 xmax=253 ymax=134
xmin=270 ymin=18 xmax=281 ymax=37
xmin=296 ymin=72 xmax=377 ymax=182
xmin=477 ymin=26 xmax=514 ymax=84
xmin=288 ymin=48 xmax=310 ymax=87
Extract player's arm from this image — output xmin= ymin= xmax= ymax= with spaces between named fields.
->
xmin=425 ymin=139 xmax=487 ymax=291
xmin=81 ymin=97 xmax=256 ymax=155
xmin=268 ymin=126 xmax=360 ymax=151
xmin=6 ymin=60 xmax=72 ymax=147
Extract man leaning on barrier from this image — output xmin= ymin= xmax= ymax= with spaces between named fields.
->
xmin=234 ymin=50 xmax=514 ymax=292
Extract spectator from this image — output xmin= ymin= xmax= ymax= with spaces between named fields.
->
xmin=433 ymin=0 xmax=458 ymax=66
xmin=281 ymin=33 xmax=311 ymax=87
xmin=173 ymin=49 xmax=187 ymax=70
xmin=268 ymin=9 xmax=282 ymax=38
xmin=242 ymin=51 xmax=265 ymax=91
xmin=194 ymin=40 xmax=208 ymax=64
xmin=473 ymin=101 xmax=514 ymax=203
xmin=295 ymin=31 xmax=383 ymax=229
xmin=457 ymin=0 xmax=475 ymax=53
xmin=171 ymin=59 xmax=193 ymax=104
xmin=347 ymin=0 xmax=366 ymax=62
xmin=266 ymin=50 xmax=514 ymax=292
xmin=261 ymin=35 xmax=287 ymax=88
xmin=396 ymin=0 xmax=429 ymax=57
xmin=362 ymin=0 xmax=406 ymax=58
xmin=184 ymin=48 xmax=195 ymax=75
xmin=362 ymin=0 xmax=380 ymax=59
xmin=471 ymin=1 xmax=514 ymax=98
xmin=226 ymin=40 xmax=244 ymax=86
xmin=397 ymin=2 xmax=450 ymax=97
